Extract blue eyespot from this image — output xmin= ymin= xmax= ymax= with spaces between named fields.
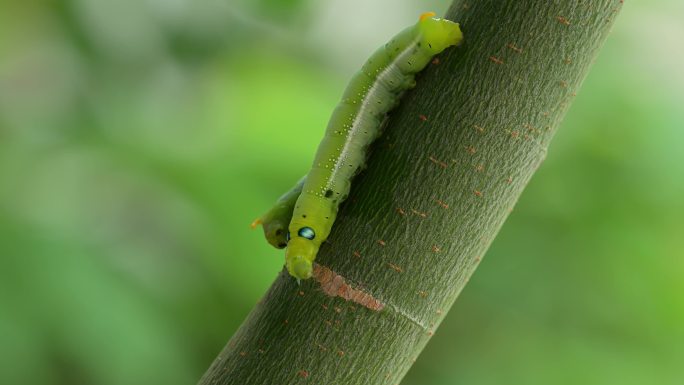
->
xmin=286 ymin=231 xmax=290 ymax=242
xmin=298 ymin=227 xmax=315 ymax=240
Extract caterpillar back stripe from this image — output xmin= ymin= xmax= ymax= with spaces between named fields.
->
xmin=253 ymin=13 xmax=463 ymax=280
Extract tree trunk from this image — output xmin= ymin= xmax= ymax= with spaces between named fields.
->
xmin=199 ymin=1 xmax=622 ymax=384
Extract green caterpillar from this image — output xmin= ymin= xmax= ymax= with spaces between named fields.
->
xmin=253 ymin=12 xmax=463 ymax=280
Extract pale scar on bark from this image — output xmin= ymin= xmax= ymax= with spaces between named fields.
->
xmin=312 ymin=264 xmax=385 ymax=311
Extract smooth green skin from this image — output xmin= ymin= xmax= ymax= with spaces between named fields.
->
xmin=254 ymin=15 xmax=463 ymax=280
xmin=284 ymin=15 xmax=463 ymax=280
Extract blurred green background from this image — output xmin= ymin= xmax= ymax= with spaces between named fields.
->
xmin=1 ymin=0 xmax=682 ymax=384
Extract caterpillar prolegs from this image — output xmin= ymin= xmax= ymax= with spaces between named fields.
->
xmin=253 ymin=12 xmax=463 ymax=280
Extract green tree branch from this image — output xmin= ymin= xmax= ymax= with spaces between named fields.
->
xmin=199 ymin=1 xmax=622 ymax=384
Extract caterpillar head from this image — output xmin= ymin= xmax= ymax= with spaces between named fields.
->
xmin=417 ymin=12 xmax=463 ymax=55
xmin=284 ymin=227 xmax=317 ymax=280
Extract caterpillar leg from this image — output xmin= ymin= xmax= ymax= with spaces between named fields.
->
xmin=251 ymin=176 xmax=305 ymax=249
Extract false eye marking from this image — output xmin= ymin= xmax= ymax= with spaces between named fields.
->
xmin=298 ymin=227 xmax=315 ymax=240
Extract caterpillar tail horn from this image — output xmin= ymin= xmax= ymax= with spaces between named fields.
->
xmin=250 ymin=218 xmax=262 ymax=229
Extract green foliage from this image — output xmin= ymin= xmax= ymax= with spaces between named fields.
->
xmin=0 ymin=1 xmax=682 ymax=385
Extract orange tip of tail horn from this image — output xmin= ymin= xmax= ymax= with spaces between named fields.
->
xmin=420 ymin=11 xmax=436 ymax=21
xmin=250 ymin=218 xmax=262 ymax=229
